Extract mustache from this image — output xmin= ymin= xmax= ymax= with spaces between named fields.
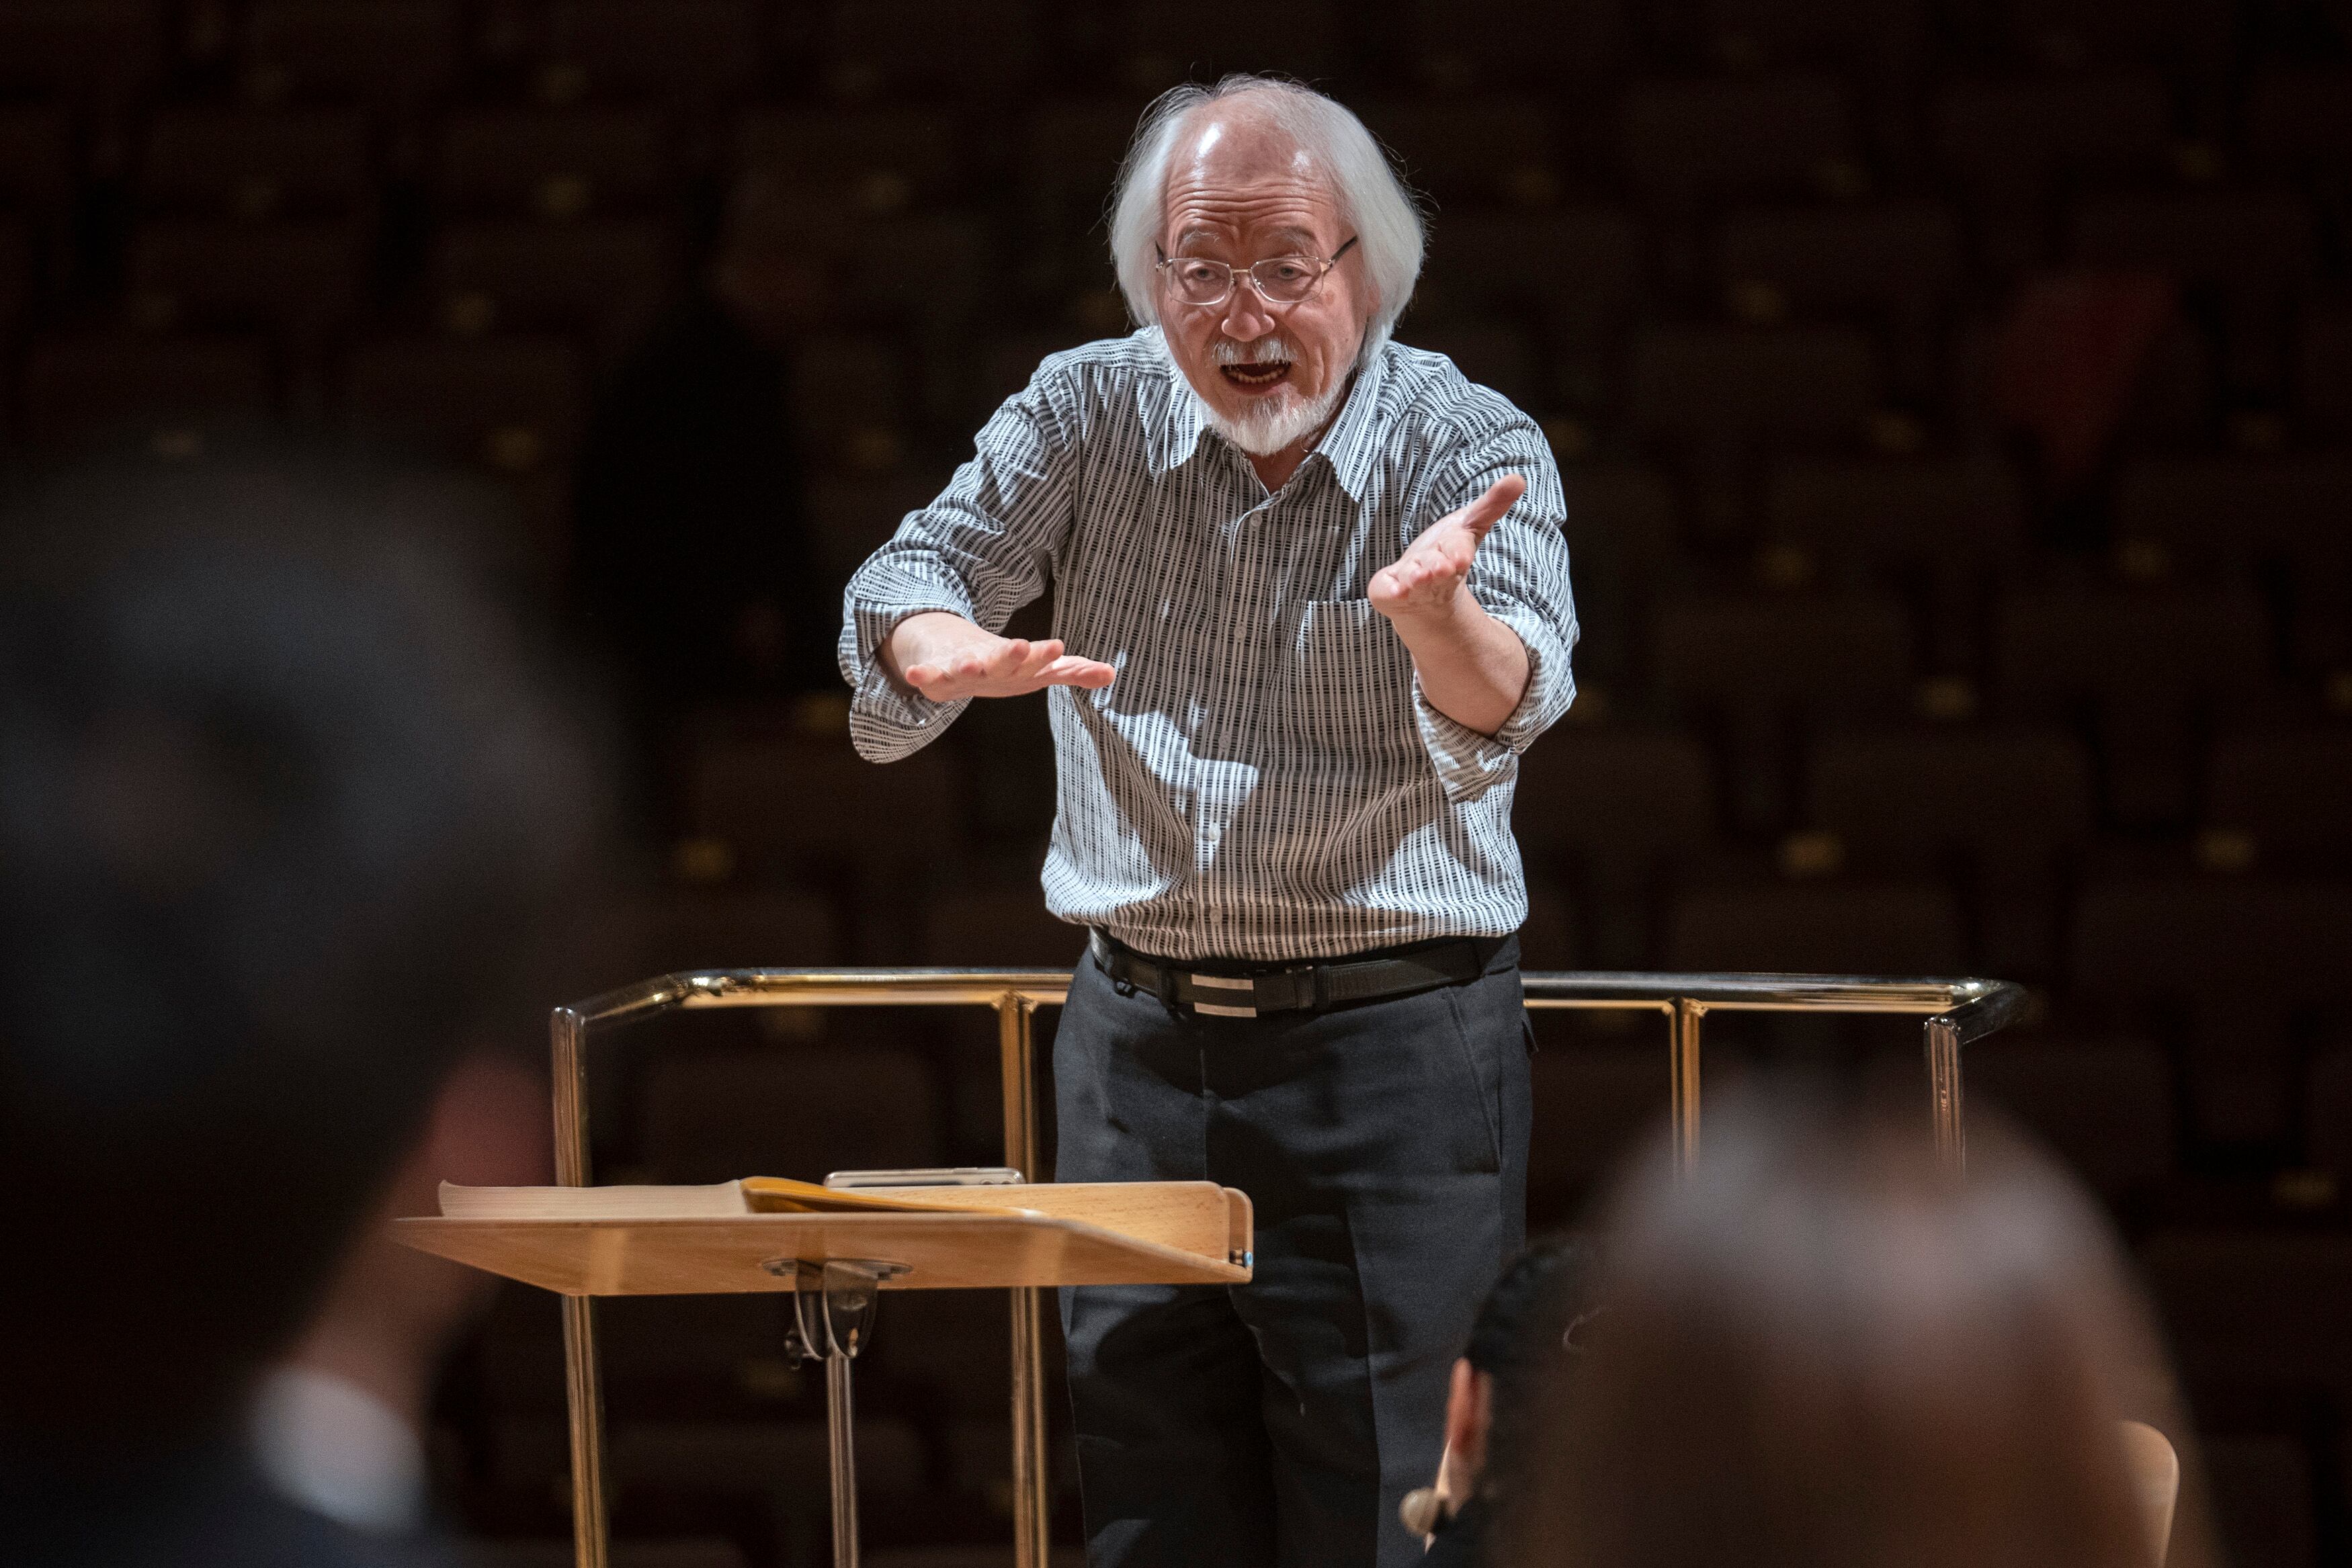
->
xmin=1211 ymin=337 xmax=1296 ymax=366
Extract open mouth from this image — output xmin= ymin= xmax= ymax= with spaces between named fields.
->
xmin=1220 ymin=361 xmax=1292 ymax=391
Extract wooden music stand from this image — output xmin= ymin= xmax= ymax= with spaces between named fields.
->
xmin=396 ymin=1182 xmax=1252 ymax=1568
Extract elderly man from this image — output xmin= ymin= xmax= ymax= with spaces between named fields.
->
xmin=841 ymin=77 xmax=1576 ymax=1568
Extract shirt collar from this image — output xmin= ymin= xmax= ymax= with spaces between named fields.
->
xmin=1147 ymin=330 xmax=1390 ymax=503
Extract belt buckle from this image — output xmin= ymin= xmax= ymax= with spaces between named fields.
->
xmin=1188 ymin=971 xmax=1257 ymax=1018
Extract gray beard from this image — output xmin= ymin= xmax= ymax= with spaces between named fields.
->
xmin=1193 ymin=368 xmax=1352 ymax=457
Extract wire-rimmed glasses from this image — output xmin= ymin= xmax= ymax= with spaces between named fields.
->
xmin=1154 ymin=236 xmax=1359 ymax=308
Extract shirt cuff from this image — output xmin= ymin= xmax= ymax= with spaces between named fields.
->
xmin=1411 ymin=609 xmax=1572 ymax=803
xmin=843 ymin=601 xmax=974 ymax=763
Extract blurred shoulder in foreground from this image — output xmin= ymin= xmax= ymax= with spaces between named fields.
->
xmin=0 ymin=440 xmax=609 ymax=1567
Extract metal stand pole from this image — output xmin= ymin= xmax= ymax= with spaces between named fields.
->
xmin=1669 ymin=998 xmax=1705 ymax=1175
xmin=552 ymin=1006 xmax=612 ymax=1568
xmin=825 ymin=1355 xmax=859 ymax=1568
xmin=997 ymin=994 xmax=1052 ymax=1568
xmin=786 ymin=1258 xmax=906 ymax=1568
xmin=1925 ymin=1014 xmax=1966 ymax=1174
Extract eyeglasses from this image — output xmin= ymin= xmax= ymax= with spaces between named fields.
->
xmin=1154 ymin=236 xmax=1359 ymax=309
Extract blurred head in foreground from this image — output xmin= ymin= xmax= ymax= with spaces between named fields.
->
xmin=0 ymin=445 xmax=603 ymax=1491
xmin=1503 ymin=1079 xmax=2210 ymax=1568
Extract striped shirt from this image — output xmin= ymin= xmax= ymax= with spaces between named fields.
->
xmin=839 ymin=329 xmax=1578 ymax=963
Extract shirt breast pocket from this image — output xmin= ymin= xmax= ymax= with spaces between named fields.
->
xmin=1278 ymin=598 xmax=1418 ymax=752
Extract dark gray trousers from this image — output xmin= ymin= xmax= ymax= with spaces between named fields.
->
xmin=1053 ymin=937 xmax=1533 ymax=1568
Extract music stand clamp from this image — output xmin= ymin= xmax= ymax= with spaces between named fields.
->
xmin=769 ymin=1256 xmax=912 ymax=1568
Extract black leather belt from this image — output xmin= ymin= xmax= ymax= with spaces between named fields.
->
xmin=1089 ymin=929 xmax=1501 ymax=1018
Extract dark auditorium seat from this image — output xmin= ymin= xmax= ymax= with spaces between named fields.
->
xmin=865 ymin=1291 xmax=1014 ymax=1426
xmin=0 ymin=217 xmax=27 ymax=343
xmin=1807 ymin=727 xmax=2095 ymax=873
xmin=0 ymin=0 xmax=168 ymax=111
xmin=0 ymin=101 xmax=77 ymax=222
xmin=1403 ymin=319 xmax=1542 ymax=411
xmin=1991 ymin=580 xmax=2270 ymax=828
xmin=603 ymin=1417 xmax=927 ymax=1536
xmin=1618 ymin=77 xmax=1858 ymax=210
xmin=2244 ymin=67 xmax=2352 ymax=186
xmin=1515 ymin=727 xmax=1717 ymax=873
xmin=2113 ymin=455 xmax=2352 ymax=577
xmin=1627 ymin=323 xmax=1880 ymax=456
xmin=17 ymin=331 xmax=276 ymax=450
xmin=2308 ymin=1047 xmax=2352 ymax=1182
xmin=2199 ymin=1434 xmax=2319 ymax=1568
xmin=1715 ymin=201 xmax=1964 ymax=326
xmin=1697 ymin=0 xmax=1929 ymax=77
xmin=2205 ymin=729 xmax=2352 ymax=867
xmin=788 ymin=333 xmax=914 ymax=473
xmin=821 ymin=0 xmax=1043 ymax=101
xmin=2143 ymin=1229 xmax=2352 ymax=1410
xmin=1520 ymin=875 xmax=1583 ymax=971
xmin=1556 ymin=463 xmax=1680 ymax=689
xmin=1412 ymin=206 xmax=1644 ymax=351
xmin=429 ymin=219 xmax=678 ymax=361
xmin=2296 ymin=301 xmax=2352 ymax=441
xmin=833 ymin=212 xmax=990 ymax=335
xmin=918 ymin=868 xmax=1085 ymax=968
xmin=593 ymin=1294 xmax=806 ymax=1414
xmin=1355 ymin=98 xmax=1562 ymax=210
xmin=808 ymin=472 xmax=944 ymax=580
xmin=1665 ymin=878 xmax=1966 ymax=976
xmin=1526 ymin=1044 xmax=1671 ymax=1207
xmin=1654 ymin=588 xmax=1914 ymax=832
xmin=1762 ymin=452 xmax=2025 ymax=578
xmin=2070 ymin=191 xmax=2319 ymax=300
xmin=736 ymin=106 xmax=967 ymax=214
xmin=681 ymin=728 xmax=962 ymax=879
xmin=1117 ymin=1 xmax=1347 ymax=90
xmin=134 ymin=107 xmax=371 ymax=219
xmin=340 ymin=335 xmax=589 ymax=538
xmin=1807 ymin=726 xmax=2093 ymax=976
xmin=528 ymin=0 xmax=771 ymax=105
xmin=435 ymin=107 xmax=671 ymax=220
xmin=583 ymin=885 xmax=844 ymax=984
xmin=241 ymin=0 xmax=459 ymax=111
xmin=1933 ymin=71 xmax=2170 ymax=222
xmin=126 ymin=219 xmax=366 ymax=353
xmin=2068 ymin=876 xmax=2352 ymax=1145
xmin=1398 ymin=0 xmax=1624 ymax=91
xmin=1984 ymin=0 xmax=2234 ymax=84
xmin=640 ymin=1045 xmax=948 ymax=1184
xmin=1515 ymin=728 xmax=1714 ymax=965
xmin=1654 ymin=589 xmax=1915 ymax=717
xmin=1963 ymin=1033 xmax=2175 ymax=1201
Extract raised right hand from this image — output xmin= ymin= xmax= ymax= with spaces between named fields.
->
xmin=886 ymin=611 xmax=1116 ymax=702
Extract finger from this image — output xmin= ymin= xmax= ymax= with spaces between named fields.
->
xmin=1010 ymin=638 xmax=1064 ymax=681
xmin=1041 ymin=656 xmax=1116 ymax=689
xmin=984 ymin=638 xmax=1033 ymax=677
xmin=1455 ymin=474 xmax=1527 ymax=540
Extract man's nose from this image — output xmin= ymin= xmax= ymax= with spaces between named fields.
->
xmin=1216 ymin=284 xmax=1276 ymax=341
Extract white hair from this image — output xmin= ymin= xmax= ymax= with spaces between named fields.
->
xmin=1108 ymin=76 xmax=1425 ymax=363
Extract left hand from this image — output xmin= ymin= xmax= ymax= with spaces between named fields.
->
xmin=1368 ymin=475 xmax=1525 ymax=624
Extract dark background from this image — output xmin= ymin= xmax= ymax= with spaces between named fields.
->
xmin=3 ymin=1 xmax=2349 ymax=1563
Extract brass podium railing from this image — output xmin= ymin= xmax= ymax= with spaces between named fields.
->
xmin=547 ymin=967 xmax=2028 ymax=1568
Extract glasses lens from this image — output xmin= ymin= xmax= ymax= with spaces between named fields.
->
xmin=1167 ymin=259 xmax=1230 ymax=306
xmin=1251 ymin=257 xmax=1320 ymax=303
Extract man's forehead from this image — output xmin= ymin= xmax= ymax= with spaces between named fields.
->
xmin=1163 ymin=113 xmax=1339 ymax=242
xmin=1171 ymin=105 xmax=1324 ymax=189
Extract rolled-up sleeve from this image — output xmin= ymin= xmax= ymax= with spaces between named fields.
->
xmin=1411 ymin=422 xmax=1579 ymax=801
xmin=839 ymin=366 xmax=1078 ymax=762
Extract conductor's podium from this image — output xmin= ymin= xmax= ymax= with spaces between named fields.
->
xmin=396 ymin=1182 xmax=1253 ymax=1568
